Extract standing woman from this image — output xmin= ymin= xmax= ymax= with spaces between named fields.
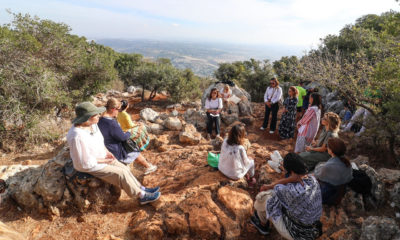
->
xmin=294 ymin=93 xmax=322 ymax=153
xmin=205 ymin=88 xmax=223 ymax=139
xmin=117 ymin=100 xmax=150 ymax=151
xmin=261 ymin=78 xmax=283 ymax=134
xmin=98 ymin=98 xmax=157 ymax=175
xmin=278 ymin=86 xmax=298 ymax=139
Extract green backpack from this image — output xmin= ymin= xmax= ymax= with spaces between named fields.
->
xmin=207 ymin=152 xmax=220 ymax=168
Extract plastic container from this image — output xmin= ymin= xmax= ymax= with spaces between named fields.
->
xmin=270 ymin=150 xmax=283 ymax=163
xmin=268 ymin=160 xmax=281 ymax=173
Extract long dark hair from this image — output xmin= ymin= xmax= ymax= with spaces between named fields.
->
xmin=208 ymin=88 xmax=218 ymax=100
xmin=327 ymin=138 xmax=350 ymax=167
xmin=283 ymin=153 xmax=308 ymax=175
xmin=310 ymin=93 xmax=322 ymax=110
xmin=227 ymin=124 xmax=245 ymax=146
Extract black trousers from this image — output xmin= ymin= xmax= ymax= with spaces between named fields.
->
xmin=262 ymin=103 xmax=279 ymax=131
xmin=206 ymin=112 xmax=220 ymax=135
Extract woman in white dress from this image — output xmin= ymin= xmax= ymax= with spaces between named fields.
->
xmin=218 ymin=124 xmax=255 ymax=183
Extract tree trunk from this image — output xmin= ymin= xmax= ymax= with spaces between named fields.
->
xmin=141 ymin=86 xmax=145 ymax=102
xmin=149 ymin=87 xmax=158 ymax=101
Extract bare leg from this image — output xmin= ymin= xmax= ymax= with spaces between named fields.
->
xmin=135 ymin=154 xmax=151 ymax=168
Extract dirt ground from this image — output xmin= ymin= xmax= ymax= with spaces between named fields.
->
xmin=0 ymin=95 xmax=397 ymax=240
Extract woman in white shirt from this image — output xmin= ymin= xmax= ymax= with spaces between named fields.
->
xmin=67 ymin=102 xmax=160 ymax=205
xmin=205 ymin=87 xmax=223 ymax=139
xmin=218 ymin=124 xmax=255 ymax=182
xmin=261 ymin=78 xmax=283 ymax=134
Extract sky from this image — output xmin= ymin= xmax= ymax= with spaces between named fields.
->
xmin=1 ymin=0 xmax=399 ymax=50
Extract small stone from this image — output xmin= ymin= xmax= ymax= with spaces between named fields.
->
xmin=77 ymin=215 xmax=85 ymax=223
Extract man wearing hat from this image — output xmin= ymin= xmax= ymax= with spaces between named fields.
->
xmin=67 ymin=102 xmax=161 ymax=205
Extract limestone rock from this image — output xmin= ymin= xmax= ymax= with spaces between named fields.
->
xmin=170 ymin=109 xmax=179 ymax=117
xmin=238 ymin=101 xmax=252 ymax=116
xmin=184 ymin=108 xmax=207 ymax=130
xmin=221 ymin=113 xmax=239 ymax=126
xmin=131 ymin=213 xmax=164 ymax=240
xmin=33 ymin=160 xmax=66 ymax=204
xmin=217 ymin=186 xmax=253 ymax=221
xmin=360 ymin=216 xmax=400 ymax=240
xmin=179 ymin=124 xmax=202 ymax=145
xmin=352 ymin=155 xmax=370 ymax=166
xmin=164 ymin=117 xmax=182 ymax=131
xmin=211 ymin=136 xmax=224 ymax=151
xmin=359 ymin=164 xmax=385 ymax=205
xmin=140 ymin=108 xmax=159 ymax=122
xmin=147 ymin=123 xmax=164 ymax=135
xmin=377 ymin=168 xmax=400 ymax=184
xmin=388 ymin=182 xmax=400 ymax=208
xmin=127 ymin=86 xmax=136 ymax=93
xmin=164 ymin=213 xmax=189 ymax=235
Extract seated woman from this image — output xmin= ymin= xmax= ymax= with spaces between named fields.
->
xmin=314 ymin=138 xmax=353 ymax=205
xmin=205 ymin=88 xmax=223 ymax=139
xmin=66 ymin=102 xmax=160 ymax=205
xmin=251 ymin=153 xmax=322 ymax=239
xmin=218 ymin=124 xmax=255 ymax=183
xmin=219 ymin=84 xmax=232 ymax=112
xmin=98 ymin=98 xmax=157 ymax=175
xmin=299 ymin=112 xmax=340 ymax=171
xmin=117 ymin=100 xmax=150 ymax=151
xmin=295 ymin=93 xmax=322 ymax=153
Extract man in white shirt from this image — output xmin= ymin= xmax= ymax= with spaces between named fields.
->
xmin=261 ymin=78 xmax=283 ymax=134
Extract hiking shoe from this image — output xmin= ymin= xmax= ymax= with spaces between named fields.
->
xmin=250 ymin=212 xmax=270 ymax=235
xmin=140 ymin=191 xmax=161 ymax=205
xmin=269 ymin=130 xmax=274 ymax=134
xmin=260 ymin=127 xmax=265 ymax=130
xmin=144 ymin=186 xmax=160 ymax=193
xmin=144 ymin=164 xmax=157 ymax=175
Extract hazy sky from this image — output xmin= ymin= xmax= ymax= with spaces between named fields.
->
xmin=1 ymin=0 xmax=399 ymax=49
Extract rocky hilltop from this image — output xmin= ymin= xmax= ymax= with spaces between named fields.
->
xmin=0 ymin=88 xmax=399 ymax=240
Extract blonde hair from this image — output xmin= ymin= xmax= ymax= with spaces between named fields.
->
xmin=289 ymin=86 xmax=298 ymax=97
xmin=105 ymin=98 xmax=120 ymax=113
xmin=324 ymin=112 xmax=341 ymax=132
xmin=223 ymin=84 xmax=230 ymax=92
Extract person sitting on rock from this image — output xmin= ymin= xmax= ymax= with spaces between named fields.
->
xmin=299 ymin=112 xmax=340 ymax=171
xmin=218 ymin=124 xmax=256 ymax=183
xmin=98 ymin=98 xmax=157 ymax=175
xmin=314 ymin=138 xmax=353 ymax=205
xmin=251 ymin=153 xmax=322 ymax=239
xmin=295 ymin=93 xmax=322 ymax=153
xmin=117 ymin=100 xmax=150 ymax=151
xmin=219 ymin=84 xmax=232 ymax=113
xmin=67 ymin=102 xmax=160 ymax=205
xmin=205 ymin=87 xmax=223 ymax=139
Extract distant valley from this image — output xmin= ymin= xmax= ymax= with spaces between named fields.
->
xmin=96 ymin=39 xmax=304 ymax=76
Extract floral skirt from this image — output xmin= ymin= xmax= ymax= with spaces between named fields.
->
xmin=129 ymin=124 xmax=150 ymax=151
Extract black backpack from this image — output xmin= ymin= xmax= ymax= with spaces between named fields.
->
xmin=348 ymin=169 xmax=372 ymax=195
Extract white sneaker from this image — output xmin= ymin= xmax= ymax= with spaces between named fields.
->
xmin=216 ymin=134 xmax=220 ymax=138
xmin=144 ymin=164 xmax=157 ymax=175
xmin=269 ymin=131 xmax=274 ymax=134
xmin=260 ymin=127 xmax=265 ymax=130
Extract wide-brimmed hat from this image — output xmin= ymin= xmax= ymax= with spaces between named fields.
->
xmin=72 ymin=102 xmax=106 ymax=124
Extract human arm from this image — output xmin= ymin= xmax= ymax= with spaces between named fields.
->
xmin=118 ymin=111 xmax=135 ymax=130
xmin=306 ymin=143 xmax=327 ymax=152
xmin=260 ymin=174 xmax=303 ymax=192
xmin=109 ymin=120 xmax=131 ymax=142
xmin=69 ymin=136 xmax=102 ymax=170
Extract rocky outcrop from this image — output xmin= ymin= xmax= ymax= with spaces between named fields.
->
xmin=140 ymin=108 xmax=159 ymax=122
xmin=163 ymin=117 xmax=182 ymax=131
xmin=184 ymin=108 xmax=207 ymax=130
xmin=4 ymin=147 xmax=120 ymax=215
xmin=360 ymin=216 xmax=400 ymax=240
xmin=201 ymin=83 xmax=253 ymax=117
xmin=179 ymin=124 xmax=202 ymax=145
